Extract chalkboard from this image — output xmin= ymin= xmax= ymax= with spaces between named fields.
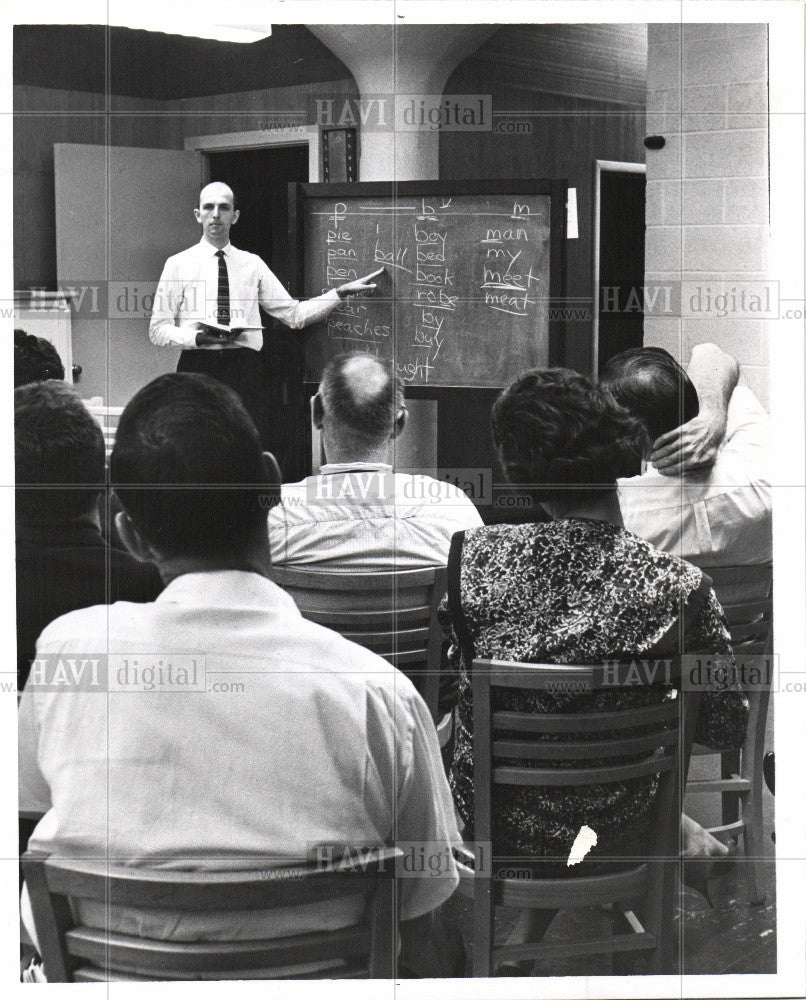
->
xmin=291 ymin=181 xmax=566 ymax=387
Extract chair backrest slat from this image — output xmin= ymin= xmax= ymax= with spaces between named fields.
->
xmin=494 ymin=755 xmax=676 ymax=788
xmin=270 ymin=566 xmax=439 ymax=591
xmin=339 ymin=627 xmax=429 ymax=652
xmin=66 ymin=926 xmax=371 ymax=976
xmin=478 ymin=657 xmax=683 ymax=691
xmin=299 ymin=606 xmax=430 ymax=629
xmin=493 ymin=728 xmax=678 ymax=761
xmin=492 ymin=700 xmax=680 ymax=734
xmin=36 ymin=851 xmax=397 ymax=910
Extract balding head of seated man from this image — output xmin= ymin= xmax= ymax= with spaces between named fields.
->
xmin=268 ymin=351 xmax=482 ymax=569
xmin=14 ymin=380 xmax=161 ymax=687
xmin=18 ymin=372 xmax=462 ymax=966
xmin=601 ymin=344 xmax=771 ymax=578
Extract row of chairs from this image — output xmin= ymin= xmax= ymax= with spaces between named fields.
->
xmin=84 ymin=401 xmax=123 ymax=460
xmin=23 ymin=562 xmax=772 ymax=979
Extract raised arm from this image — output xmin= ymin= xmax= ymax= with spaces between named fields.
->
xmin=650 ymin=343 xmax=740 ymax=475
xmin=256 ymin=265 xmax=385 ymax=331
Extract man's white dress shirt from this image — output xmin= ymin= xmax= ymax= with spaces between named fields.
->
xmin=619 ymin=386 xmax=772 ymax=575
xmin=149 ymin=239 xmax=339 ymax=351
xmin=19 ymin=570 xmax=461 ymax=944
xmin=268 ymin=462 xmax=484 ymax=569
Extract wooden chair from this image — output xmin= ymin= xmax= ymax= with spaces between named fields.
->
xmin=685 ymin=563 xmax=773 ymax=905
xmin=21 ymin=847 xmax=402 ymax=982
xmin=464 ymin=657 xmax=702 ymax=976
xmin=83 ymin=401 xmax=124 ymax=460
xmin=269 ymin=565 xmax=447 ymax=724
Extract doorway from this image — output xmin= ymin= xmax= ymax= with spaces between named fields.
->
xmin=206 ymin=145 xmax=310 ymax=480
xmin=592 ymin=160 xmax=646 ymax=375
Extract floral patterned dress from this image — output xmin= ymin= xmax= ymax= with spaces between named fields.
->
xmin=444 ymin=518 xmax=748 ymax=865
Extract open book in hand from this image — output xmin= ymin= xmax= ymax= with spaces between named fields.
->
xmin=197 ymin=321 xmax=262 ymax=340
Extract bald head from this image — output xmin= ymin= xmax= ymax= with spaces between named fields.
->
xmin=199 ymin=182 xmax=235 ymax=209
xmin=316 ymin=352 xmax=405 ymax=461
xmin=195 ymin=182 xmax=239 ymax=248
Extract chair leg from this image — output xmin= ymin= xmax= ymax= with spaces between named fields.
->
xmin=472 ymin=877 xmax=494 ymax=978
xmin=720 ymin=749 xmax=741 ymax=825
xmin=643 ymin=859 xmax=680 ymax=976
xmin=611 ymin=903 xmax=641 ymax=975
xmin=741 ymin=688 xmax=771 ymax=906
xmin=740 ymin=773 xmax=767 ymax=905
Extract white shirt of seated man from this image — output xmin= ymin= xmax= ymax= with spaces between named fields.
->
xmin=614 ymin=344 xmax=771 ymax=598
xmin=269 ymin=353 xmax=483 ymax=569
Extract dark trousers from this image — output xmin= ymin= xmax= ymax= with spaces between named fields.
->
xmin=177 ymin=348 xmax=270 ymax=446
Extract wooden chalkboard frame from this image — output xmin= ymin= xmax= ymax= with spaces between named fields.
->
xmin=289 ymin=179 xmax=568 ymax=383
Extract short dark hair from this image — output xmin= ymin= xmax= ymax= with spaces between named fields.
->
xmin=601 ymin=347 xmax=699 ymax=442
xmin=492 ymin=367 xmax=648 ymax=504
xmin=14 ymin=328 xmax=65 ymax=387
xmin=110 ymin=373 xmax=270 ymax=560
xmin=15 ymin=380 xmax=105 ymax=521
xmin=319 ymin=352 xmax=404 ymax=449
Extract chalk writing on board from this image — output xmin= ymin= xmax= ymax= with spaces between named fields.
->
xmin=304 ymin=190 xmax=553 ymax=387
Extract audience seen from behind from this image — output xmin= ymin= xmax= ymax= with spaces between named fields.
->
xmin=268 ymin=351 xmax=482 ymax=568
xmin=18 ymin=372 xmax=463 ymax=977
xmin=603 ymin=343 xmax=771 ymax=596
xmin=14 ymin=328 xmax=65 ymax=387
xmin=441 ymin=368 xmax=749 ymax=969
xmin=15 ymin=381 xmax=162 ymax=688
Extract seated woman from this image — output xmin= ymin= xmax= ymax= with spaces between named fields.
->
xmin=444 ymin=368 xmax=748 ymax=883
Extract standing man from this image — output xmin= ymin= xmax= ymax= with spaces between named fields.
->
xmin=149 ymin=181 xmax=382 ymax=442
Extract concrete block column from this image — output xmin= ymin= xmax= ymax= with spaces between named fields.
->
xmin=644 ymin=23 xmax=770 ymax=406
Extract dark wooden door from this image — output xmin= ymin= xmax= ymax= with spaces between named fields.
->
xmin=207 ymin=145 xmax=310 ymax=480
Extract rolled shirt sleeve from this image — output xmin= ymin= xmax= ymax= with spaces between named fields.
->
xmin=148 ymin=256 xmax=200 ymax=349
xmin=256 ymin=259 xmax=340 ymax=330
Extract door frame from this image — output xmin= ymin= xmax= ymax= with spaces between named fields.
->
xmin=592 ymin=159 xmax=646 ymax=375
xmin=184 ymin=126 xmax=322 ymax=182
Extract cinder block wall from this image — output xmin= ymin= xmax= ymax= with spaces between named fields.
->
xmin=644 ymin=23 xmax=770 ymax=407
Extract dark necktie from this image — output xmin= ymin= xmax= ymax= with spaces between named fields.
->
xmin=215 ymin=250 xmax=230 ymax=326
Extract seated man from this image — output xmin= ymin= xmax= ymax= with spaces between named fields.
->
xmin=269 ymin=351 xmax=483 ymax=568
xmin=602 ymin=343 xmax=771 ymax=592
xmin=15 ymin=381 xmax=162 ymax=688
xmin=19 ymin=373 xmax=462 ymax=970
